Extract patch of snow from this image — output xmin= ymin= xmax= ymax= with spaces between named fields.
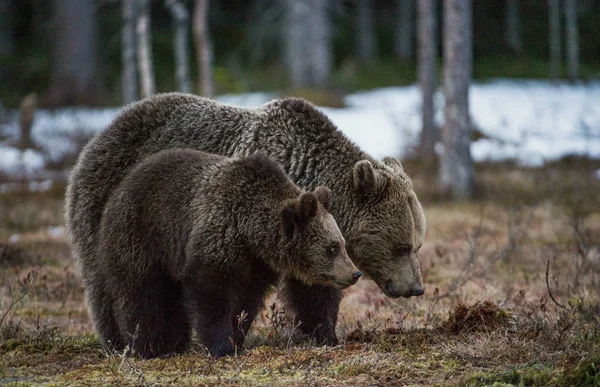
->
xmin=1 ymin=80 xmax=599 ymax=182
xmin=28 ymin=179 xmax=53 ymax=192
xmin=46 ymin=226 xmax=65 ymax=239
xmin=345 ymin=80 xmax=600 ymax=164
xmin=8 ymin=234 xmax=19 ymax=243
xmin=0 ymin=146 xmax=45 ymax=174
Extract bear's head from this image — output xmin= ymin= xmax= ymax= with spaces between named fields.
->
xmin=281 ymin=186 xmax=362 ymax=289
xmin=348 ymin=157 xmax=426 ymax=299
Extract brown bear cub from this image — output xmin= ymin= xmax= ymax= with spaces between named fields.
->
xmin=96 ymin=149 xmax=361 ymax=359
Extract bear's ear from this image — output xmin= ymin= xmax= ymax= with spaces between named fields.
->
xmin=354 ymin=160 xmax=381 ymax=195
xmin=383 ymin=157 xmax=404 ymax=173
xmin=313 ymin=186 xmax=331 ymax=212
xmin=298 ymin=192 xmax=319 ymax=220
xmin=281 ymin=203 xmax=299 ymax=240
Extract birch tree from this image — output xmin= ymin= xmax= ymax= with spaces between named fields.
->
xmin=166 ymin=0 xmax=192 ymax=93
xmin=136 ymin=0 xmax=155 ymax=98
xmin=564 ymin=0 xmax=579 ymax=81
xmin=395 ymin=0 xmax=414 ymax=61
xmin=356 ymin=0 xmax=377 ymax=64
xmin=548 ymin=0 xmax=561 ymax=79
xmin=504 ymin=0 xmax=522 ymax=55
xmin=122 ymin=0 xmax=138 ymax=104
xmin=439 ymin=0 xmax=474 ymax=199
xmin=418 ymin=0 xmax=437 ymax=160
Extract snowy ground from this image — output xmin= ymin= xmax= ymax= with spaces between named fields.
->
xmin=1 ymin=79 xmax=599 ymax=185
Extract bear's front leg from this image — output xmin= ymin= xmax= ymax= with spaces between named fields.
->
xmin=183 ymin=272 xmax=237 ymax=359
xmin=280 ymin=278 xmax=342 ymax=346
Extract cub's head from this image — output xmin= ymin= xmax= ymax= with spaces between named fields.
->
xmin=281 ymin=186 xmax=362 ymax=289
xmin=347 ymin=157 xmax=426 ymax=298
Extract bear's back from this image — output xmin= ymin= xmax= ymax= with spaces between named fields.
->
xmin=102 ymin=149 xmax=297 ymax=242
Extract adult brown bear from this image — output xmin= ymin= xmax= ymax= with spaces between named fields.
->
xmin=66 ymin=94 xmax=426 ymax=346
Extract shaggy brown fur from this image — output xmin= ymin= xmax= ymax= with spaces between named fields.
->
xmin=96 ymin=149 xmax=360 ymax=358
xmin=66 ymin=94 xmax=425 ymax=346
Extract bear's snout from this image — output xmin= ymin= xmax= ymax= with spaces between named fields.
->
xmin=385 ymin=281 xmax=425 ymax=298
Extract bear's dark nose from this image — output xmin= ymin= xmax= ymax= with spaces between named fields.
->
xmin=411 ymin=286 xmax=425 ymax=296
xmin=352 ymin=271 xmax=362 ymax=283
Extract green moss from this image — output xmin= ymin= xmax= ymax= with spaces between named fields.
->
xmin=463 ymin=366 xmax=556 ymax=387
xmin=0 ymin=332 xmax=100 ymax=354
xmin=561 ymin=355 xmax=600 ymax=386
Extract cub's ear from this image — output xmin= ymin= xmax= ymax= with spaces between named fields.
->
xmin=298 ymin=192 xmax=318 ymax=220
xmin=281 ymin=192 xmax=319 ymax=239
xmin=313 ymin=186 xmax=332 ymax=212
xmin=382 ymin=157 xmax=404 ymax=172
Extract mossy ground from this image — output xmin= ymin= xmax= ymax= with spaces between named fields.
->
xmin=1 ymin=159 xmax=599 ymax=386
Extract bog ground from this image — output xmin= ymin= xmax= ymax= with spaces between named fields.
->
xmin=1 ymin=160 xmax=599 ymax=386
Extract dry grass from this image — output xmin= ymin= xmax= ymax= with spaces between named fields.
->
xmin=1 ymin=160 xmax=599 ymax=386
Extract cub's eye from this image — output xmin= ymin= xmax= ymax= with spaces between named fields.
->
xmin=327 ymin=244 xmax=339 ymax=257
xmin=394 ymin=245 xmax=412 ymax=256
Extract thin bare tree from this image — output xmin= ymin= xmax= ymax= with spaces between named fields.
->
xmin=45 ymin=0 xmax=101 ymax=106
xmin=548 ymin=0 xmax=561 ymax=79
xmin=166 ymin=0 xmax=192 ymax=93
xmin=136 ymin=0 xmax=156 ymax=98
xmin=395 ymin=0 xmax=414 ymax=61
xmin=564 ymin=0 xmax=579 ymax=81
xmin=504 ymin=0 xmax=522 ymax=55
xmin=19 ymin=93 xmax=37 ymax=149
xmin=122 ymin=0 xmax=138 ymax=104
xmin=439 ymin=0 xmax=474 ymax=199
xmin=356 ymin=0 xmax=377 ymax=64
xmin=193 ymin=0 xmax=214 ymax=97
xmin=285 ymin=0 xmax=331 ymax=88
xmin=418 ymin=0 xmax=437 ymax=160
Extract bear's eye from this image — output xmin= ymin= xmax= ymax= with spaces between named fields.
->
xmin=327 ymin=244 xmax=339 ymax=257
xmin=394 ymin=245 xmax=412 ymax=256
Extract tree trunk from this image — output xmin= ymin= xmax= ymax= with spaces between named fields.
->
xmin=548 ymin=0 xmax=561 ymax=80
xmin=19 ymin=93 xmax=37 ymax=149
xmin=310 ymin=0 xmax=331 ymax=87
xmin=395 ymin=0 xmax=414 ymax=61
xmin=285 ymin=0 xmax=331 ymax=89
xmin=136 ymin=0 xmax=155 ymax=99
xmin=122 ymin=0 xmax=138 ymax=104
xmin=193 ymin=0 xmax=214 ymax=98
xmin=286 ymin=0 xmax=309 ymax=88
xmin=0 ymin=0 xmax=13 ymax=57
xmin=356 ymin=0 xmax=377 ymax=64
xmin=439 ymin=0 xmax=474 ymax=199
xmin=564 ymin=0 xmax=578 ymax=81
xmin=418 ymin=0 xmax=437 ymax=160
xmin=44 ymin=0 xmax=101 ymax=106
xmin=166 ymin=0 xmax=192 ymax=93
xmin=504 ymin=0 xmax=522 ymax=55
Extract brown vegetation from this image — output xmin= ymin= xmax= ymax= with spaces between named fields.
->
xmin=1 ymin=159 xmax=599 ymax=385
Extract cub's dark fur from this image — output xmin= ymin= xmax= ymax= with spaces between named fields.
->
xmin=96 ymin=149 xmax=359 ymax=358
